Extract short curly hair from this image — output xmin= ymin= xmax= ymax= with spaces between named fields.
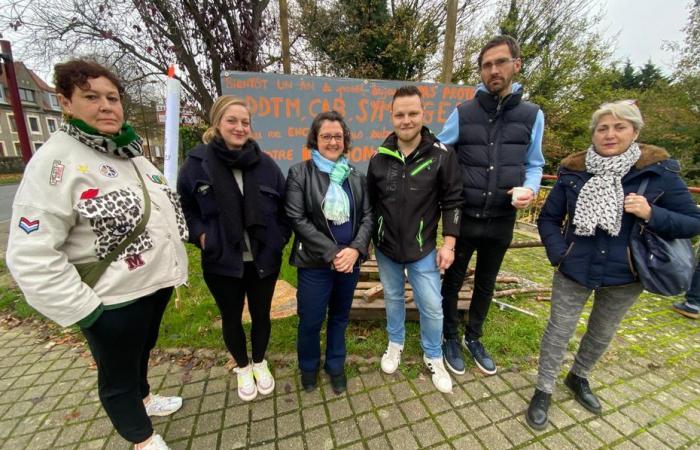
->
xmin=306 ymin=111 xmax=352 ymax=153
xmin=53 ymin=60 xmax=124 ymax=100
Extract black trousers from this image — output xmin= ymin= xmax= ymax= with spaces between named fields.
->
xmin=81 ymin=287 xmax=173 ymax=444
xmin=203 ymin=263 xmax=278 ymax=367
xmin=441 ymin=215 xmax=515 ymax=340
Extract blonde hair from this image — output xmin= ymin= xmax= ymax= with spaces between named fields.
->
xmin=590 ymin=100 xmax=644 ymax=133
xmin=202 ymin=96 xmax=251 ymax=144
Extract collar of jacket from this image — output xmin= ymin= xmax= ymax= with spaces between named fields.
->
xmin=377 ymin=126 xmax=439 ymax=163
xmin=475 ymin=82 xmax=523 ymax=114
xmin=560 ymin=144 xmax=676 ymax=173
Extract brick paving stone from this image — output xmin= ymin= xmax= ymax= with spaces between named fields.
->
xmin=478 ymin=397 xmax=510 ymax=423
xmin=585 ymin=418 xmax=624 ymax=444
xmin=356 ymin=412 xmax=383 ymax=439
xmin=304 ymin=425 xmax=334 ymax=450
xmin=366 ymin=435 xmax=390 ymax=450
xmin=410 ymin=374 xmax=436 ymax=395
xmin=82 ymin=417 xmax=113 ymax=442
xmin=390 ymin=380 xmax=415 ymax=402
xmin=423 ymin=391 xmax=452 ymax=415
xmin=326 ymin=397 xmax=353 ymax=421
xmin=500 ymin=371 xmax=531 ymax=390
xmin=613 ymin=441 xmax=643 ymax=449
xmin=346 ymin=375 xmax=364 ymax=392
xmin=200 ymin=392 xmax=227 ymax=413
xmin=436 ymin=410 xmax=466 ymax=438
xmin=277 ymin=435 xmax=304 ymax=450
xmin=181 ymin=380 xmax=207 ymax=399
xmin=564 ymin=424 xmax=605 ymax=449
xmin=331 ymin=417 xmax=361 ymax=446
xmin=400 ymin=398 xmax=430 ymax=422
xmin=177 ymin=395 xmax=202 ymax=418
xmin=619 ymin=404 xmax=656 ymax=427
xmin=53 ymin=421 xmax=89 ymax=447
xmin=632 ymin=430 xmax=672 ymax=449
xmin=648 ymin=422 xmax=692 ymax=449
xmin=666 ymin=414 xmax=700 ymax=439
xmin=250 ymin=417 xmax=275 ymax=444
xmin=412 ymin=418 xmax=444 ymax=447
xmin=377 ymin=403 xmax=408 ymax=432
xmin=224 ymin=404 xmax=250 ymax=428
xmin=2 ymin=399 xmax=34 ymax=420
xmin=302 ymin=404 xmax=327 ymax=430
xmin=446 ymin=385 xmax=472 ymax=409
xmin=542 ymin=433 xmax=576 ymax=450
xmin=276 ymin=392 xmax=300 ymax=415
xmin=26 ymin=428 xmax=58 ymax=448
xmin=166 ymin=415 xmax=197 ymax=441
xmin=604 ymin=410 xmax=640 ymax=436
xmin=0 ymin=388 xmax=25 ymax=407
xmin=463 ymin=380 xmax=492 ymax=401
xmin=482 ymin=375 xmax=511 ymax=395
xmin=298 ymin=388 xmax=324 ymax=407
xmin=191 ymin=431 xmax=219 ymax=449
xmin=458 ymin=403 xmax=492 ymax=430
xmin=453 ymin=433 xmax=483 ymax=449
xmin=1 ymin=433 xmax=32 ymax=449
xmin=0 ymin=418 xmax=17 ymax=440
xmin=276 ymin=411 xmax=302 ymax=439
xmin=220 ymin=424 xmax=247 ymax=449
xmin=496 ymin=418 xmax=534 ymax=447
xmin=387 ymin=425 xmax=421 ymax=449
xmin=251 ymin=398 xmax=275 ymax=421
xmin=349 ymin=392 xmax=373 ymax=414
xmin=368 ymin=386 xmax=394 ymax=408
xmin=559 ymin=398 xmax=598 ymax=422
xmin=499 ymin=390 xmax=528 ymax=414
xmin=196 ymin=410 xmax=224 ymax=435
xmin=475 ymin=423 xmax=512 ymax=450
xmin=653 ymin=391 xmax=686 ymax=410
xmin=360 ymin=371 xmax=384 ymax=389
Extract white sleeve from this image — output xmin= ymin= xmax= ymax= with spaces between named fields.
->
xmin=6 ymin=200 xmax=102 ymax=328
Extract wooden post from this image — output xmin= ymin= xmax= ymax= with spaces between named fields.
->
xmin=441 ymin=0 xmax=458 ymax=83
xmin=279 ymin=0 xmax=291 ymax=74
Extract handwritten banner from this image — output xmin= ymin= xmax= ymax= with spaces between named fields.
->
xmin=221 ymin=71 xmax=475 ymax=173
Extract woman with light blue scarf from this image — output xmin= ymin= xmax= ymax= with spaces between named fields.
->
xmin=285 ymin=111 xmax=373 ymax=394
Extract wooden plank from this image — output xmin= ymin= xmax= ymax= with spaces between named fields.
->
xmin=361 ymin=284 xmax=384 ymax=303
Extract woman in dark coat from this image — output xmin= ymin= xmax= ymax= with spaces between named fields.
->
xmin=526 ymin=100 xmax=700 ymax=430
xmin=178 ymin=96 xmax=291 ymax=402
xmin=285 ymin=111 xmax=373 ymax=394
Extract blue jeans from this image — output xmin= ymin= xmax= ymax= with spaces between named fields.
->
xmin=296 ymin=267 xmax=360 ymax=375
xmin=375 ymin=248 xmax=444 ymax=359
xmin=685 ymin=252 xmax=700 ymax=307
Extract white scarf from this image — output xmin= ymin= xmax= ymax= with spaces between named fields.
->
xmin=572 ymin=142 xmax=641 ymax=236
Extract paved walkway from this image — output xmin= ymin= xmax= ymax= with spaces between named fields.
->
xmin=0 ymin=318 xmax=698 ymax=450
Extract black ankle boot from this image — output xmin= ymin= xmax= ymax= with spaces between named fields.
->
xmin=526 ymin=388 xmax=551 ymax=430
xmin=328 ymin=371 xmax=347 ymax=395
xmin=564 ymin=372 xmax=602 ymax=414
xmin=301 ymin=370 xmax=318 ymax=392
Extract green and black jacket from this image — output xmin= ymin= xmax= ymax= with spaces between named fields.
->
xmin=367 ymin=127 xmax=463 ymax=263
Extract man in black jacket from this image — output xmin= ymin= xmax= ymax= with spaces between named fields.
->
xmin=367 ymin=85 xmax=463 ymax=393
xmin=438 ymin=35 xmax=545 ymax=376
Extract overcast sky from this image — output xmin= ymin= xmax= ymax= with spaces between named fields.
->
xmin=594 ymin=0 xmax=689 ymax=74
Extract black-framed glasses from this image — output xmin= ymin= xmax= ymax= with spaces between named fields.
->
xmin=319 ymin=134 xmax=344 ymax=143
xmin=480 ymin=58 xmax=517 ymax=72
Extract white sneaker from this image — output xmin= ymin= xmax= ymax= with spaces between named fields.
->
xmin=423 ymin=354 xmax=453 ymax=393
xmin=381 ymin=342 xmax=403 ymax=374
xmin=234 ymin=364 xmax=258 ymax=401
xmin=144 ymin=394 xmax=183 ymax=417
xmin=252 ymin=359 xmax=275 ymax=395
xmin=137 ymin=434 xmax=170 ymax=450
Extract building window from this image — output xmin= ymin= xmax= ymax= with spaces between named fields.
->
xmin=27 ymin=115 xmax=41 ymax=134
xmin=34 ymin=142 xmax=44 ymax=152
xmin=47 ymin=117 xmax=58 ymax=133
xmin=13 ymin=141 xmax=21 ymax=156
xmin=19 ymin=88 xmax=35 ymax=103
xmin=50 ymin=94 xmax=60 ymax=109
xmin=0 ymin=87 xmax=6 ymax=103
xmin=7 ymin=114 xmax=17 ymax=133
xmin=0 ymin=142 xmax=5 ymax=157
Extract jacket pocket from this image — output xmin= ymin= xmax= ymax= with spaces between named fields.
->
xmin=556 ymin=242 xmax=575 ymax=269
xmin=194 ymin=181 xmax=218 ymax=218
xmin=259 ymin=185 xmax=281 ymax=217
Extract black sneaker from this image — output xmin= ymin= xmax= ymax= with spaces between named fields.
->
xmin=442 ymin=338 xmax=466 ymax=375
xmin=463 ymin=338 xmax=497 ymax=375
xmin=564 ymin=372 xmax=602 ymax=414
xmin=525 ymin=388 xmax=551 ymax=431
xmin=328 ymin=371 xmax=347 ymax=395
xmin=301 ymin=370 xmax=318 ymax=393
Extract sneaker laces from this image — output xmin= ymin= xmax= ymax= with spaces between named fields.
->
xmin=468 ymin=339 xmax=488 ymax=359
xmin=253 ymin=360 xmax=273 ymax=389
xmin=384 ymin=343 xmax=402 ymax=360
xmin=234 ymin=366 xmax=256 ymax=392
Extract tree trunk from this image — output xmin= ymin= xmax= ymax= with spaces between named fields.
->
xmin=279 ymin=0 xmax=291 ymax=74
xmin=441 ymin=0 xmax=458 ymax=83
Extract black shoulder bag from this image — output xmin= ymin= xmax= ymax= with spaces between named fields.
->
xmin=629 ymin=177 xmax=696 ymax=296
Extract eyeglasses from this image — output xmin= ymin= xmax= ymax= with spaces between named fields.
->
xmin=480 ymin=58 xmax=517 ymax=72
xmin=319 ymin=134 xmax=344 ymax=143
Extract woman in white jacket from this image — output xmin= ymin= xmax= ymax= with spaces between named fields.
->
xmin=6 ymin=60 xmax=188 ymax=450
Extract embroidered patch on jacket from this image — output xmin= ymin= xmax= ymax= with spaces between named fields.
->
xmin=98 ymin=163 xmax=119 ymax=178
xmin=147 ymin=174 xmax=167 ymax=185
xmin=18 ymin=217 xmax=40 ymax=234
xmin=75 ymin=187 xmax=154 ymax=260
xmin=124 ymin=253 xmax=145 ymax=270
xmin=80 ymin=188 xmax=100 ymax=200
xmin=49 ymin=160 xmax=64 ymax=185
xmin=76 ymin=164 xmax=89 ymax=174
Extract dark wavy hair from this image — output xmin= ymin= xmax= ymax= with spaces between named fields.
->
xmin=53 ymin=59 xmax=125 ymax=99
xmin=477 ymin=35 xmax=521 ymax=68
xmin=306 ymin=110 xmax=352 ymax=153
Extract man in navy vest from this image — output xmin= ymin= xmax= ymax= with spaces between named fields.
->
xmin=437 ymin=35 xmax=545 ymax=376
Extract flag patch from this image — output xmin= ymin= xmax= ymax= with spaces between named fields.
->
xmin=18 ymin=217 xmax=40 ymax=234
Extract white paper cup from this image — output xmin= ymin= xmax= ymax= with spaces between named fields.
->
xmin=511 ymin=187 xmax=529 ymax=203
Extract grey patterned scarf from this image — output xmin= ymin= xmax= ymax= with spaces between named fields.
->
xmin=572 ymin=142 xmax=641 ymax=236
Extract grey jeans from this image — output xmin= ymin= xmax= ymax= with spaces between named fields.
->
xmin=536 ymin=271 xmax=643 ymax=394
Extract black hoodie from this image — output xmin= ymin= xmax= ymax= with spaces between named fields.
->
xmin=367 ymin=127 xmax=463 ymax=263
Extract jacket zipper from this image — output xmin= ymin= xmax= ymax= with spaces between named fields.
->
xmin=410 ymin=158 xmax=433 ymax=176
xmin=377 ymin=216 xmax=384 ymax=243
xmin=416 ymin=218 xmax=424 ymax=252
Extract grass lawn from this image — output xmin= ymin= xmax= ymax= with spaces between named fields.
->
xmin=0 ymin=173 xmax=22 ymax=186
